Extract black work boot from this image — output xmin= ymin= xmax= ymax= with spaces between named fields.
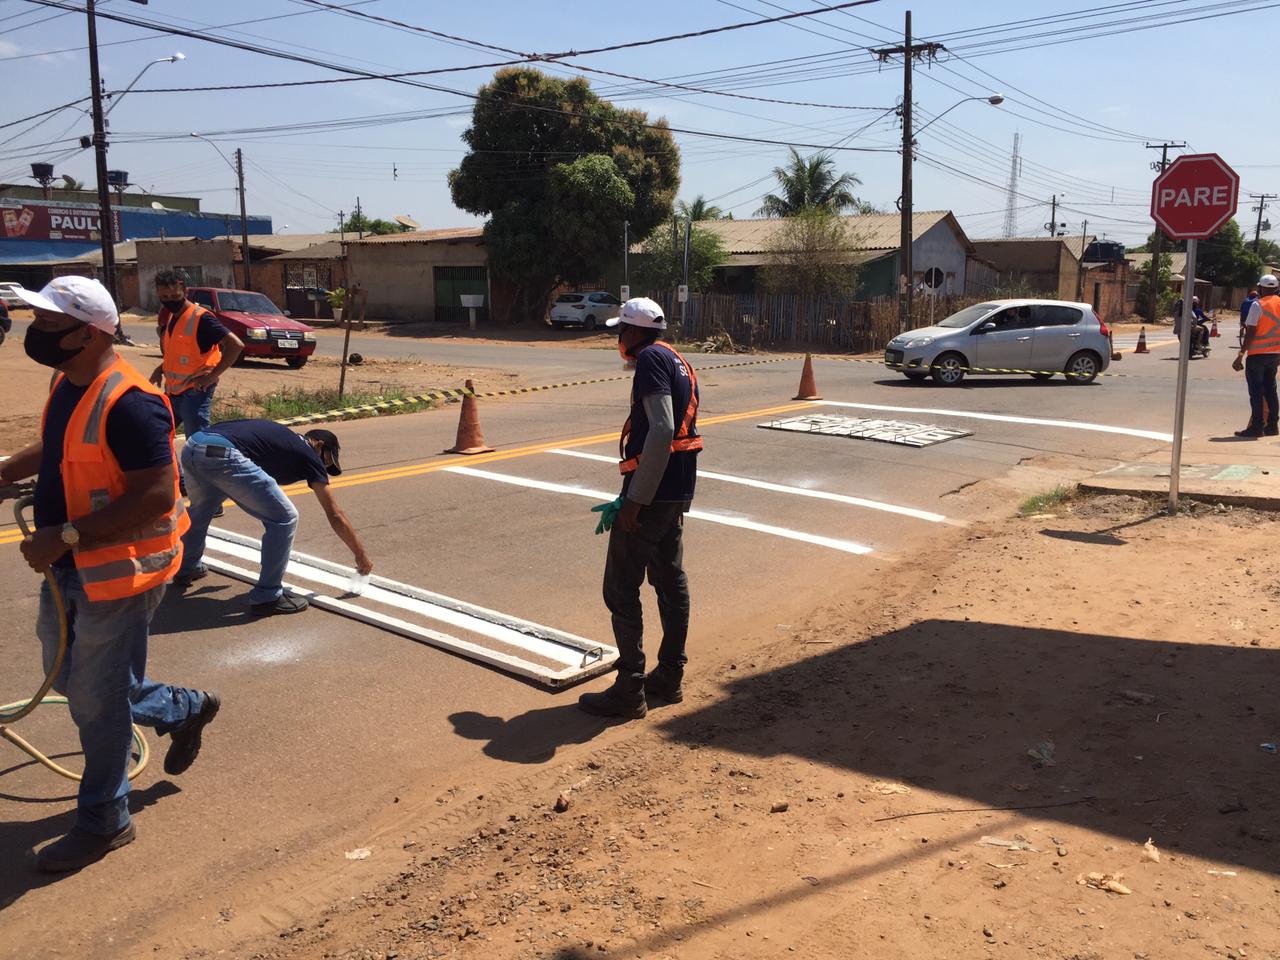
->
xmin=644 ymin=664 xmax=685 ymax=704
xmin=164 ymin=691 xmax=221 ymax=775
xmin=1235 ymin=426 xmax=1264 ymax=439
xmin=578 ymin=678 xmax=647 ymax=720
xmin=33 ymin=823 xmax=136 ymax=873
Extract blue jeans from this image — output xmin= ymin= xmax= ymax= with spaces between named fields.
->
xmin=169 ymin=386 xmax=215 ymax=438
xmin=180 ymin=434 xmax=298 ymax=604
xmin=1245 ymin=354 xmax=1280 ymax=431
xmin=36 ymin=568 xmax=204 ymax=834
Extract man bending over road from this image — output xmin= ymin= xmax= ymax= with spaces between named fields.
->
xmin=175 ymin=419 xmax=372 ymax=615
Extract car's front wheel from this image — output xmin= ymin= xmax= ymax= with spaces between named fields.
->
xmin=1065 ymin=350 xmax=1100 ymax=385
xmin=930 ymin=352 xmax=967 ymax=386
xmin=286 ymin=356 xmax=308 ymax=369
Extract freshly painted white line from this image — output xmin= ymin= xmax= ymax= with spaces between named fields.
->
xmin=444 ymin=465 xmax=873 ymax=555
xmin=816 ymin=400 xmax=1174 ymax=442
xmin=548 ymin=447 xmax=949 ymax=524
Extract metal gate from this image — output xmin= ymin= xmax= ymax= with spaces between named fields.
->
xmin=434 ymin=265 xmax=489 ymax=323
xmin=284 ymin=263 xmax=334 ymax=320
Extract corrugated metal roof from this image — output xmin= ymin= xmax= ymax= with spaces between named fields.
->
xmin=1126 ymin=251 xmax=1188 ymax=276
xmin=344 ymin=226 xmax=484 ymax=245
xmin=971 ymin=234 xmax=1093 ymax=259
xmin=265 ymin=240 xmax=345 ymax=261
xmin=694 ymin=211 xmax=964 ymax=255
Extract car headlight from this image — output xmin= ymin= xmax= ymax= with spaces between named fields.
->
xmin=302 ymin=332 xmax=316 ymax=342
xmin=907 ymin=337 xmax=934 ymax=348
xmin=246 ymin=328 xmax=269 ymax=341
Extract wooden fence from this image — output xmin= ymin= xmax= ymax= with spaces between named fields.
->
xmin=642 ymin=291 xmax=985 ymax=353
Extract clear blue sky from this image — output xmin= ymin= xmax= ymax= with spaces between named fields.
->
xmin=1 ymin=0 xmax=1273 ymax=247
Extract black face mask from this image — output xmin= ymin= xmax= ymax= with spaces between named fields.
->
xmin=24 ymin=325 xmax=86 ymax=368
xmin=160 ymin=298 xmax=187 ymax=314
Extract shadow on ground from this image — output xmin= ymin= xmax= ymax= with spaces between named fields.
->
xmin=659 ymin=619 xmax=1278 ymax=875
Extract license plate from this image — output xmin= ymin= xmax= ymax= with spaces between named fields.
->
xmin=277 ymin=338 xmax=299 ymax=349
xmin=885 ymin=349 xmax=904 ymax=365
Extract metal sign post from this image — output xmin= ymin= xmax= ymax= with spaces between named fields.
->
xmin=1168 ymin=236 xmax=1197 ymax=512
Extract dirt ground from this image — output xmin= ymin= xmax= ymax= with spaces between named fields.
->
xmin=190 ymin=490 xmax=1280 ymax=960
xmin=0 ymin=334 xmax=521 ymax=449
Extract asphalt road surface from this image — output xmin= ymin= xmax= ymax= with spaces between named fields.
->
xmin=0 ymin=331 xmax=1262 ymax=958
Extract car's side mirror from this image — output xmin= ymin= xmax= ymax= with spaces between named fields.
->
xmin=978 ymin=322 xmax=997 ymax=333
xmin=283 ymin=310 xmax=292 ymax=317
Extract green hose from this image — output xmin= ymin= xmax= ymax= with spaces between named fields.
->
xmin=0 ymin=495 xmax=149 ymax=782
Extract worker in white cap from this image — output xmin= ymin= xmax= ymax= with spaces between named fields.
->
xmin=1233 ymin=273 xmax=1280 ymax=438
xmin=579 ymin=297 xmax=702 ymax=720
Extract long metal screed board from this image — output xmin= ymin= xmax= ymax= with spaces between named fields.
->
xmin=201 ymin=527 xmax=618 ymax=688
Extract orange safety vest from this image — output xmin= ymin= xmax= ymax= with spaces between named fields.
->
xmin=618 ymin=341 xmax=703 ymax=475
xmin=1249 ymin=295 xmax=1280 ymax=355
xmin=43 ymin=357 xmax=189 ymax=601
xmin=160 ymin=301 xmax=222 ymax=394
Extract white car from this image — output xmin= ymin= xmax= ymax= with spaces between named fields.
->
xmin=549 ymin=291 xmax=621 ymax=330
xmin=0 ymin=282 xmax=24 ymax=308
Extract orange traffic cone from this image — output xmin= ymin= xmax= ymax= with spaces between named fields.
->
xmin=1210 ymin=317 xmax=1220 ymax=338
xmin=1134 ymin=327 xmax=1150 ymax=354
xmin=444 ymin=379 xmax=494 ymax=455
xmin=793 ymin=353 xmax=822 ymax=400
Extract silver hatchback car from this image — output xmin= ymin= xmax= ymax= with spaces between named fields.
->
xmin=884 ymin=299 xmax=1112 ymax=386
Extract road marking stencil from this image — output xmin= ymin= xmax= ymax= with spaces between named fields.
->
xmin=759 ymin=414 xmax=972 ymax=448
xmin=816 ymin=400 xmax=1174 ymax=442
xmin=443 ymin=465 xmax=873 ymax=555
xmin=201 ymin=528 xmax=616 ymax=688
xmin=548 ymin=448 xmax=949 ymax=524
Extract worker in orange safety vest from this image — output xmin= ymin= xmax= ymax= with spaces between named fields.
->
xmin=1233 ymin=273 xmax=1280 ymax=438
xmin=0 ymin=276 xmax=220 ymax=873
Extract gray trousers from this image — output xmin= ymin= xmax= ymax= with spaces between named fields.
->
xmin=602 ymin=500 xmax=691 ymax=687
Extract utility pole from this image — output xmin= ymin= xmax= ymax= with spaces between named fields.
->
xmin=623 ymin=220 xmax=630 ymax=288
xmin=338 ymin=210 xmax=345 ymax=242
xmin=355 ymin=196 xmax=364 ymax=239
xmin=1249 ymin=193 xmax=1276 ymax=253
xmin=872 ymin=12 xmax=944 ymax=333
xmin=681 ymin=217 xmax=692 ymax=330
xmin=86 ymin=0 xmax=117 ymax=305
xmin=1145 ymin=142 xmax=1187 ymax=325
xmin=235 ymin=148 xmax=251 ymax=290
xmin=1045 ymin=194 xmax=1062 ymax=237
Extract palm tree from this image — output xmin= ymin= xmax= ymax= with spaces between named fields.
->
xmin=677 ymin=194 xmax=725 ymax=221
xmin=60 ymin=175 xmax=85 ymax=191
xmin=755 ymin=148 xmax=865 ymax=218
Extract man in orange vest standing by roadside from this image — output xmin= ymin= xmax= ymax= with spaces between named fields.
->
xmin=0 ymin=277 xmax=219 ymax=873
xmin=579 ymin=298 xmax=701 ymax=720
xmin=149 ymin=269 xmax=243 ymax=438
xmin=1232 ymin=273 xmax=1280 ymax=438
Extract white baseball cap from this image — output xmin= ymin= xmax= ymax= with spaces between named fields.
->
xmin=1258 ymin=273 xmax=1279 ymax=290
xmin=606 ymin=296 xmax=666 ymax=330
xmin=12 ymin=275 xmax=119 ymax=334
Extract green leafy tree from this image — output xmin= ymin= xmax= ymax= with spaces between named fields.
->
xmin=449 ymin=68 xmax=680 ymax=323
xmin=1135 ymin=220 xmax=1264 ymax=287
xmin=632 ymin=224 xmax=728 ymax=293
xmin=759 ymin=207 xmax=861 ymax=298
xmin=331 ymin=212 xmax=410 ymax=236
xmin=1134 ymin=251 xmax=1174 ymax=317
xmin=756 ymin=148 xmax=871 ymax=218
xmin=677 ymin=195 xmax=727 ymax=221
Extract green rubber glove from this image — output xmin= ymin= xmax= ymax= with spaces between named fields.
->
xmin=591 ymin=497 xmax=623 ymax=535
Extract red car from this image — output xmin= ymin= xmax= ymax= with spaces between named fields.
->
xmin=187 ymin=287 xmax=318 ymax=368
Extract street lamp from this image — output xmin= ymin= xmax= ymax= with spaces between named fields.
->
xmin=192 ymin=132 xmax=252 ymax=289
xmin=898 ymin=93 xmax=1003 ymax=332
xmin=104 ymin=53 xmax=184 ymax=116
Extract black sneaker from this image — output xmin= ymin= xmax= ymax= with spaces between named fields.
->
xmin=172 ymin=567 xmax=208 ymax=589
xmin=578 ymin=683 xmax=647 ymax=720
xmin=164 ymin=692 xmax=220 ymax=776
xmin=250 ymin=594 xmax=309 ymax=617
xmin=33 ymin=823 xmax=136 ymax=873
xmin=1266 ymin=426 xmax=1279 ymax=437
xmin=1235 ymin=428 xmax=1264 ymax=439
xmin=644 ymin=665 xmax=685 ymax=704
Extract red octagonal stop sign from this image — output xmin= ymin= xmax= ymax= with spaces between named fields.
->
xmin=1151 ymin=153 xmax=1240 ymax=240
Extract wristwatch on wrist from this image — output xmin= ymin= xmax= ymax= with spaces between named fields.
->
xmin=60 ymin=522 xmax=80 ymax=546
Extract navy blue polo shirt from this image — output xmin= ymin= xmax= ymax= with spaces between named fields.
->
xmin=205 ymin=419 xmax=329 ymax=487
xmin=620 ymin=341 xmax=699 ymax=503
